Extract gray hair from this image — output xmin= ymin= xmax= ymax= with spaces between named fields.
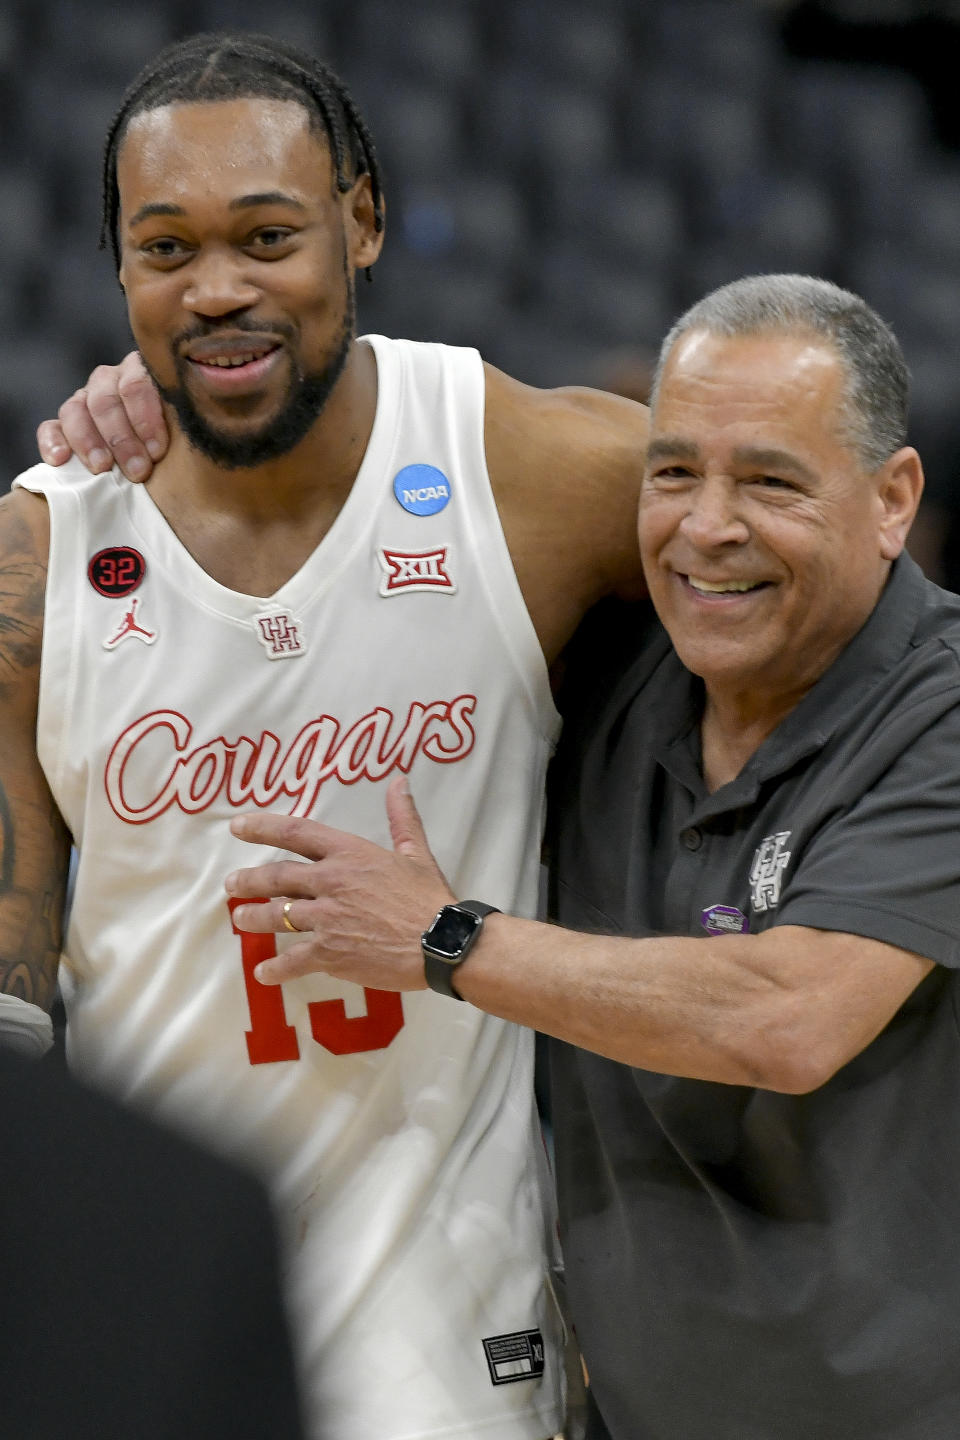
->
xmin=649 ymin=274 xmax=909 ymax=472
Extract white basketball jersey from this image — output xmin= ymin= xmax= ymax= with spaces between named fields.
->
xmin=17 ymin=336 xmax=564 ymax=1440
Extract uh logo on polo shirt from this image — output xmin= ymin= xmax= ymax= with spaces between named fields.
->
xmin=750 ymin=831 xmax=792 ymax=912
xmin=701 ymin=830 xmax=793 ymax=937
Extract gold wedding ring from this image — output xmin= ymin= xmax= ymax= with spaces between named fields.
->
xmin=281 ymin=899 xmax=301 ymax=934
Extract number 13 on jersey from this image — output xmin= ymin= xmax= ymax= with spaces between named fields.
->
xmin=228 ymin=899 xmax=405 ymax=1062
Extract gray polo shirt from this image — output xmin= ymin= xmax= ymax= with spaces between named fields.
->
xmin=547 ymin=555 xmax=960 ymax=1440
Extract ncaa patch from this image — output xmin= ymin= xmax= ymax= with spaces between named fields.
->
xmin=393 ymin=463 xmax=451 ymax=516
xmin=482 ymin=1330 xmax=546 ymax=1387
xmin=378 ymin=546 xmax=456 ymax=596
xmin=88 ymin=546 xmax=145 ymax=597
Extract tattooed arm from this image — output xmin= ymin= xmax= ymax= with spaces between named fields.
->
xmin=0 ymin=490 xmax=71 ymax=1012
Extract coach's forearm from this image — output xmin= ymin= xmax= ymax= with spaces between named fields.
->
xmin=451 ymin=916 xmax=932 ymax=1093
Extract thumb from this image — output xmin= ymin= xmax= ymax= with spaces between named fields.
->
xmin=386 ymin=775 xmax=432 ymax=861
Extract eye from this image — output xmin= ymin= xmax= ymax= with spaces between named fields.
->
xmin=140 ymin=236 xmax=191 ymax=264
xmin=246 ymin=226 xmax=297 ymax=255
xmin=645 ymin=464 xmax=697 ymax=487
xmin=750 ymin=473 xmax=798 ymax=492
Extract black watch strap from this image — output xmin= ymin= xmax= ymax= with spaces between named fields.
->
xmin=422 ymin=900 xmax=500 ymax=1001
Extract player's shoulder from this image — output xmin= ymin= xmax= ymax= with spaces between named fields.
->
xmin=482 ymin=361 xmax=649 ymax=539
xmin=0 ymin=484 xmax=51 ymax=696
xmin=483 ymin=360 xmax=650 ymax=468
xmin=482 ymin=361 xmax=648 ymax=570
xmin=7 ymin=457 xmax=124 ymax=563
xmin=0 ymin=473 xmax=52 ymax=562
xmin=13 ymin=454 xmax=103 ymax=499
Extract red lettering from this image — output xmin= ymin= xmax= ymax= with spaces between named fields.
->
xmin=308 ymin=990 xmax=405 ymax=1056
xmin=229 ymin=900 xmax=405 ymax=1063
xmin=229 ymin=898 xmax=300 ymax=1065
xmin=107 ymin=699 xmax=478 ymax=823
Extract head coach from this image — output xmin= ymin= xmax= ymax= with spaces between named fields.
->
xmin=539 ymin=273 xmax=960 ymax=1440
xmin=220 ymin=272 xmax=960 ymax=1439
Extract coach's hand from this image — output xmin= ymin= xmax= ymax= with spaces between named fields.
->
xmin=36 ymin=350 xmax=168 ymax=481
xmin=225 ymin=777 xmax=454 ymax=989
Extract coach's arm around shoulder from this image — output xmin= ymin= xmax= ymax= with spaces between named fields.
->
xmin=0 ymin=489 xmax=71 ymax=1056
xmin=225 ymin=777 xmax=934 ymax=1096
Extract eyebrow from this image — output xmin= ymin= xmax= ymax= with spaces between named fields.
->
xmin=730 ymin=446 xmax=815 ymax=483
xmin=126 ymin=201 xmax=185 ymax=228
xmin=228 ymin=191 xmax=308 ymax=213
xmin=645 ymin=437 xmax=701 ymax=465
xmin=126 ymin=192 xmax=307 ymax=229
xmin=644 ymin=437 xmax=815 ymax=484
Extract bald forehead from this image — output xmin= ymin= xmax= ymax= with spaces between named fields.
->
xmin=653 ymin=328 xmax=852 ymax=440
xmin=663 ymin=327 xmax=843 ymax=390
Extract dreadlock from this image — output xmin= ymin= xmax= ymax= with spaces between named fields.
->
xmin=100 ymin=31 xmax=385 ymax=279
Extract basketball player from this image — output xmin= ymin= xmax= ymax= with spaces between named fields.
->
xmin=11 ymin=32 xmax=646 ymax=1440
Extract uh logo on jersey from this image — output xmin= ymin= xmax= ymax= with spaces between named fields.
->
xmin=254 ymin=608 xmax=306 ymax=659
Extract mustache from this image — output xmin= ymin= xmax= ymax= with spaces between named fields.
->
xmin=170 ymin=317 xmax=299 ymax=350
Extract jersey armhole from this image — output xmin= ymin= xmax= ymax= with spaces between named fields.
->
xmin=453 ymin=349 xmax=561 ymax=746
xmin=15 ymin=467 xmax=86 ymax=798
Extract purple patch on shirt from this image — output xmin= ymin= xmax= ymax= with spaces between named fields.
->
xmin=701 ymin=904 xmax=749 ymax=936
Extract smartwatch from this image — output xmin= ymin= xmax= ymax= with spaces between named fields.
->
xmin=422 ymin=900 xmax=500 ymax=1000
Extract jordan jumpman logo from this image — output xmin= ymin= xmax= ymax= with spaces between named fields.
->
xmin=103 ymin=595 xmax=158 ymax=650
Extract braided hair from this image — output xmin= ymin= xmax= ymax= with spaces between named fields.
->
xmin=100 ymin=31 xmax=385 ymax=277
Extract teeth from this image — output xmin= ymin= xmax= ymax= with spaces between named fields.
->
xmin=203 ymin=351 xmax=269 ymax=368
xmin=688 ymin=577 xmax=760 ymax=594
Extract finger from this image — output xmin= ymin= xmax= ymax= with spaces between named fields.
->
xmin=115 ymin=352 xmax=168 ymax=462
xmin=230 ymin=811 xmax=343 ymax=860
xmin=36 ymin=420 xmax=73 ymax=467
xmin=224 ymin=859 xmax=319 ymax=900
xmin=253 ymin=939 xmax=325 ymax=986
xmin=385 ymin=775 xmax=434 ymax=861
xmin=230 ymin=898 xmax=315 ymax=935
xmin=84 ymin=361 xmax=156 ymax=482
xmin=56 ymin=389 xmax=114 ymax=473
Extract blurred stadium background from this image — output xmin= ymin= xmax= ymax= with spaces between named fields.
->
xmin=3 ymin=0 xmax=960 ymax=582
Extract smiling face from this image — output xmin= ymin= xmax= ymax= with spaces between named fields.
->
xmin=640 ymin=328 xmax=921 ymax=715
xmin=116 ymin=96 xmax=382 ymax=468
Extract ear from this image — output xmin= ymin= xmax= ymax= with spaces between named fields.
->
xmin=876 ymin=446 xmax=925 ymax=561
xmin=343 ymin=171 xmax=385 ymax=274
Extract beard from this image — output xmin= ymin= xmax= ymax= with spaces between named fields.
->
xmin=145 ymin=292 xmax=354 ymax=470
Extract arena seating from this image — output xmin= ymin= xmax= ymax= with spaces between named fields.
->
xmin=3 ymin=0 xmax=959 ymax=518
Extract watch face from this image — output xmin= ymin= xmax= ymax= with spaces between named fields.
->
xmin=426 ymin=906 xmax=482 ymax=958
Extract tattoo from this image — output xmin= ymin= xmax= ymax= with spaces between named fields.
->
xmin=2 ymin=962 xmax=35 ymax=1002
xmin=0 ymin=497 xmax=46 ymax=696
xmin=0 ymin=497 xmax=67 ymax=1010
xmin=0 ymin=784 xmax=69 ymax=1010
xmin=0 ymin=777 xmax=13 ymax=894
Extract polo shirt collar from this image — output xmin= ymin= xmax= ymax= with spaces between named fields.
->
xmin=652 ymin=554 xmax=927 ymax=813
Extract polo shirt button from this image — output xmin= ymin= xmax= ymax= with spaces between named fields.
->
xmin=681 ymin=827 xmax=702 ymax=851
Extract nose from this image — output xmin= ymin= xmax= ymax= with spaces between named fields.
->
xmin=678 ymin=476 xmax=750 ymax=549
xmin=182 ymin=247 xmax=261 ymax=318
